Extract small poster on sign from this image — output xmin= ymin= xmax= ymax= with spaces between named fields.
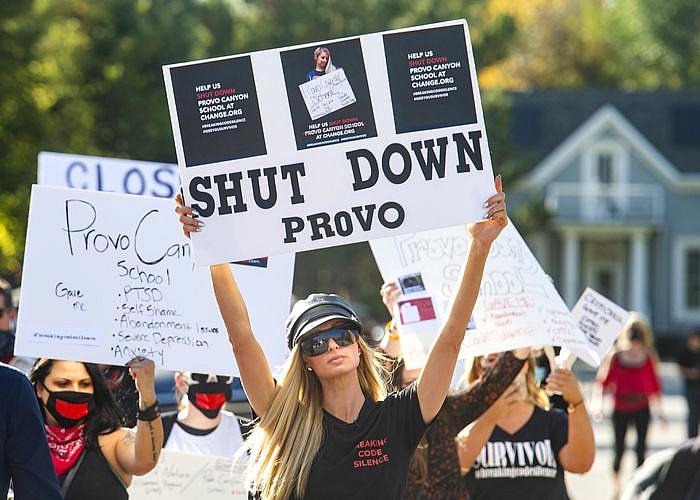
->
xmin=299 ymin=68 xmax=357 ymax=120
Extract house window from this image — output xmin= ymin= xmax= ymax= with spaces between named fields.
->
xmin=596 ymin=153 xmax=614 ymax=184
xmin=675 ymin=238 xmax=700 ymax=321
xmin=688 ymin=248 xmax=700 ymax=310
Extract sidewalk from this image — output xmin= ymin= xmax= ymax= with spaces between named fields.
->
xmin=567 ymin=361 xmax=689 ymax=499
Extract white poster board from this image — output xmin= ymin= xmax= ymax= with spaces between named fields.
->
xmin=15 ymin=186 xmax=292 ymax=374
xmin=299 ymin=68 xmax=357 ymax=120
xmin=558 ymin=287 xmax=630 ymax=367
xmin=163 ymin=20 xmax=496 ymax=264
xmin=37 ymin=151 xmax=295 ymax=373
xmin=128 ymin=449 xmax=246 ymax=500
xmin=462 ymin=223 xmax=595 ymax=363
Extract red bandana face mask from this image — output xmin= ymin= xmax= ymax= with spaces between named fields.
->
xmin=187 ymin=382 xmax=231 ymax=419
xmin=43 ymin=390 xmax=95 ymax=428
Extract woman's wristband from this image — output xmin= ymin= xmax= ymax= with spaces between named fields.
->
xmin=386 ymin=320 xmax=400 ymax=341
xmin=137 ymin=400 xmax=161 ymax=422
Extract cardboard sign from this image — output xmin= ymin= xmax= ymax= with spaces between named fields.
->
xmin=558 ymin=287 xmax=630 ymax=367
xmin=462 ymin=223 xmax=595 ymax=363
xmin=128 ymin=449 xmax=246 ymax=500
xmin=15 ymin=186 xmax=293 ymax=374
xmin=163 ymin=20 xmax=495 ymax=265
xmin=300 ymin=68 xmax=357 ymax=120
xmin=370 ymin=225 xmax=469 ymax=314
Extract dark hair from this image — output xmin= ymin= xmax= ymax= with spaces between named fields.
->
xmin=30 ymin=359 xmax=124 ymax=446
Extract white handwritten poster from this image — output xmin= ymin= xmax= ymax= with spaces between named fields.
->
xmin=128 ymin=449 xmax=246 ymax=500
xmin=299 ymin=69 xmax=357 ymax=120
xmin=461 ymin=222 xmax=595 ymax=364
xmin=558 ymin=287 xmax=630 ymax=367
xmin=15 ymin=186 xmax=292 ymax=374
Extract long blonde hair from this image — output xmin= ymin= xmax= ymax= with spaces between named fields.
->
xmin=245 ymin=337 xmax=388 ymax=499
xmin=467 ymin=354 xmax=549 ymax=409
xmin=615 ymin=312 xmax=655 ymax=352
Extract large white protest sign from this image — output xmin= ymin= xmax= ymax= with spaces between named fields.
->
xmin=461 ymin=223 xmax=596 ymax=363
xmin=15 ymin=186 xmax=292 ymax=374
xmin=37 ymin=151 xmax=296 ymax=373
xmin=38 ymin=151 xmax=180 ymax=198
xmin=128 ymin=449 xmax=246 ymax=500
xmin=558 ymin=287 xmax=630 ymax=367
xmin=300 ymin=68 xmax=357 ymax=120
xmin=163 ymin=20 xmax=496 ymax=265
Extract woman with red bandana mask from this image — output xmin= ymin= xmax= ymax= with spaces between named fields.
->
xmin=162 ymin=372 xmax=244 ymax=458
xmin=30 ymin=357 xmax=163 ymax=500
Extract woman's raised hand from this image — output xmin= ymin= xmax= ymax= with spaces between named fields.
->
xmin=174 ymin=192 xmax=202 ymax=239
xmin=468 ymin=175 xmax=508 ymax=246
xmin=380 ymin=281 xmax=401 ymax=316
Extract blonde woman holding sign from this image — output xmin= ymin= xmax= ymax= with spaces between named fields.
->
xmin=175 ymin=177 xmax=508 ymax=499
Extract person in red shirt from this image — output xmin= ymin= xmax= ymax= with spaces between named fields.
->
xmin=593 ymin=314 xmax=664 ymax=495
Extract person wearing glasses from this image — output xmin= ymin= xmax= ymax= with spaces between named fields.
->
xmin=174 ymin=176 xmax=509 ymax=499
xmin=161 ymin=372 xmax=244 ymax=458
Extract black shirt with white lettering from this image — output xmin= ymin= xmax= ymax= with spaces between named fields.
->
xmin=296 ymin=383 xmax=427 ymax=500
xmin=464 ymin=406 xmax=569 ymax=500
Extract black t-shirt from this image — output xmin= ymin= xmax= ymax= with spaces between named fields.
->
xmin=297 ymin=383 xmax=428 ymax=500
xmin=464 ymin=406 xmax=569 ymax=500
xmin=679 ymin=348 xmax=700 ymax=388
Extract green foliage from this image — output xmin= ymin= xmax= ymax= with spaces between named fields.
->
xmin=0 ymin=0 xmax=698 ymax=317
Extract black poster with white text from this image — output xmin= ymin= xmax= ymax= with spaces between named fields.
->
xmin=280 ymin=39 xmax=377 ymax=150
xmin=170 ymin=56 xmax=267 ymax=167
xmin=383 ymin=25 xmax=477 ymax=134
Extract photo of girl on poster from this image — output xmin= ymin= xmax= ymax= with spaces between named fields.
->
xmin=281 ymin=39 xmax=377 ymax=150
xmin=307 ymin=47 xmax=337 ymax=81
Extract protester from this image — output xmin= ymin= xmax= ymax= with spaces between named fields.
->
xmin=620 ymin=436 xmax=700 ymax=500
xmin=175 ymin=175 xmax=509 ymax=499
xmin=593 ymin=314 xmax=664 ymax=494
xmin=30 ymin=357 xmax=163 ymax=499
xmin=456 ymin=354 xmax=595 ymax=499
xmin=378 ymin=281 xmax=530 ymax=499
xmin=162 ymin=372 xmax=244 ymax=458
xmin=1 ymin=362 xmax=62 ymax=499
xmin=678 ymin=329 xmax=700 ymax=438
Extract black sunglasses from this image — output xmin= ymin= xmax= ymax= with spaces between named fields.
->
xmin=300 ymin=328 xmax=359 ymax=357
xmin=189 ymin=373 xmax=234 ymax=385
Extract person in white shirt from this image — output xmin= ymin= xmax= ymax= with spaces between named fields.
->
xmin=162 ymin=372 xmax=244 ymax=458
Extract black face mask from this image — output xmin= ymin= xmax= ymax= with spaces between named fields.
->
xmin=187 ymin=382 xmax=232 ymax=419
xmin=42 ymin=389 xmax=95 ymax=428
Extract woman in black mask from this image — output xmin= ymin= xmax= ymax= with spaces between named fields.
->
xmin=162 ymin=372 xmax=245 ymax=458
xmin=30 ymin=357 xmax=163 ymax=500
